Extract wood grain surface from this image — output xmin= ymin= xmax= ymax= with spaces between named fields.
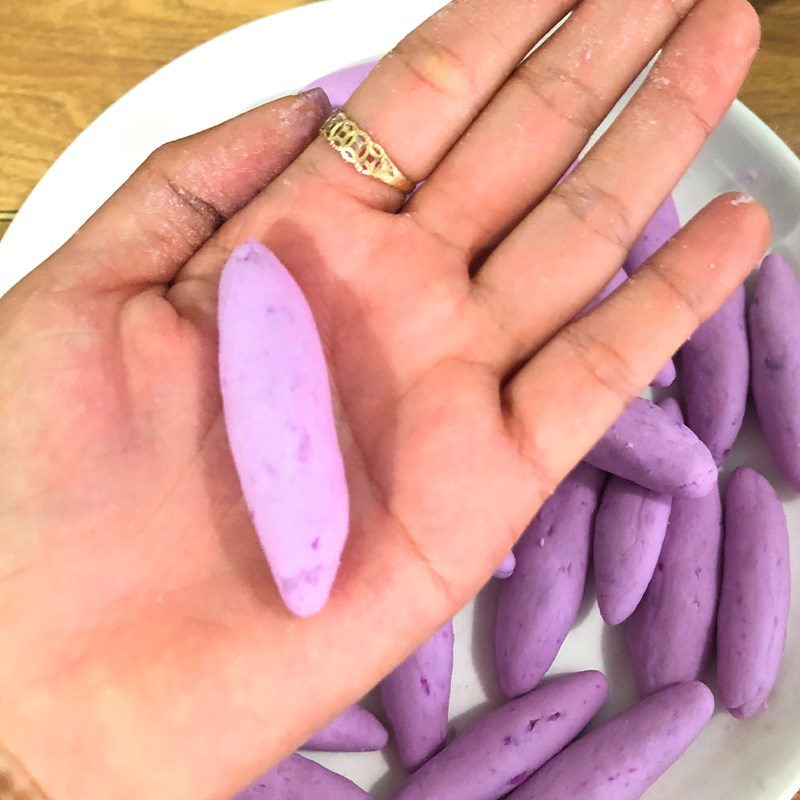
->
xmin=0 ymin=0 xmax=797 ymax=221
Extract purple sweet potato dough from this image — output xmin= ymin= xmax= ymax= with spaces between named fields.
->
xmin=302 ymin=704 xmax=389 ymax=752
xmin=301 ymin=60 xmax=377 ymax=107
xmin=623 ymin=193 xmax=680 ymax=275
xmin=593 ymin=399 xmax=680 ymax=626
xmin=234 ymin=754 xmax=371 ymax=800
xmin=507 ymin=682 xmax=714 ymax=800
xmin=650 ymin=359 xmax=676 ymax=388
xmin=381 ymin=621 xmax=455 ymax=771
xmin=624 ymin=399 xmax=723 ymax=697
xmin=749 ymin=253 xmax=800 ymax=489
xmin=681 ymin=284 xmax=748 ymax=463
xmin=623 ymin=194 xmax=680 ymax=385
xmin=391 ymin=671 xmax=608 ymax=800
xmin=496 ymin=463 xmax=606 ymax=698
xmin=218 ymin=240 xmax=349 ymax=617
xmin=717 ymin=467 xmax=790 ymax=719
xmin=585 ymin=397 xmax=717 ymax=497
xmin=494 ymin=551 xmax=517 ymax=580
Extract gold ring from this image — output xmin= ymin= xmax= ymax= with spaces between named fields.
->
xmin=320 ymin=109 xmax=416 ymax=194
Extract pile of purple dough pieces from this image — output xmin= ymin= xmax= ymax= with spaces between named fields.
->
xmin=231 ymin=63 xmax=795 ymax=800
xmin=233 ymin=204 xmax=796 ymax=800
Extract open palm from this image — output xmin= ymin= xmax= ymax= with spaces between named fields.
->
xmin=0 ymin=1 xmax=769 ymax=799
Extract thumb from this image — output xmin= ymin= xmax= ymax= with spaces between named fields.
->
xmin=36 ymin=89 xmax=331 ymax=293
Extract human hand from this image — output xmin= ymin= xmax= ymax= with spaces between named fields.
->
xmin=0 ymin=1 xmax=769 ymax=799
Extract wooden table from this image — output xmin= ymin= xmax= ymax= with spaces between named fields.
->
xmin=0 ymin=0 xmax=797 ymax=243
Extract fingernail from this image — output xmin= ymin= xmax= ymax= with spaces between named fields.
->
xmin=299 ymin=87 xmax=332 ymax=117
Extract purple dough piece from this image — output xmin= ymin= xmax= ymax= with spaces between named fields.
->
xmin=650 ymin=359 xmax=676 ymax=388
xmin=623 ymin=194 xmax=680 ymax=275
xmin=621 ymin=194 xmax=680 ymax=387
xmin=218 ymin=240 xmax=349 ymax=617
xmin=392 ymin=671 xmax=608 ymax=800
xmin=381 ymin=621 xmax=455 ymax=771
xmin=507 ymin=682 xmax=714 ymax=800
xmin=717 ymin=467 xmax=790 ymax=719
xmin=657 ymin=396 xmax=682 ymax=423
xmin=681 ymin=285 xmax=748 ymax=464
xmin=624 ymin=399 xmax=722 ymax=697
xmin=302 ymin=704 xmax=389 ymax=752
xmin=593 ymin=399 xmax=681 ymax=625
xmin=301 ymin=60 xmax=377 ymax=107
xmin=623 ymin=195 xmax=680 ymax=385
xmin=585 ymin=397 xmax=717 ymax=498
xmin=496 ymin=464 xmax=606 ymax=698
xmin=494 ymin=551 xmax=517 ymax=580
xmin=749 ymin=254 xmax=800 ymax=489
xmin=234 ymin=754 xmax=371 ymax=800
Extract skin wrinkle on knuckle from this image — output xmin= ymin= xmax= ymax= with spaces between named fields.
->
xmin=646 ymin=263 xmax=704 ymax=327
xmin=407 ymin=210 xmax=474 ymax=264
xmin=511 ymin=63 xmax=602 ymax=139
xmin=549 ymin=177 xmax=636 ymax=254
xmin=647 ymin=72 xmax=716 ymax=138
xmin=559 ymin=323 xmax=643 ymax=405
xmin=139 ymin=157 xmax=228 ymax=248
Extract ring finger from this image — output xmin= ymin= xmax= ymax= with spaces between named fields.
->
xmin=278 ymin=0 xmax=581 ymax=211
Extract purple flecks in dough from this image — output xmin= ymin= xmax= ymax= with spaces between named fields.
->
xmin=311 ymin=537 xmax=320 ymax=550
xmin=547 ymin=712 xmax=562 ymax=722
xmin=420 ymin=677 xmax=431 ymax=696
xmin=507 ymin=773 xmax=527 ymax=787
xmin=296 ymin=430 xmax=311 ymax=463
xmin=765 ymin=356 xmax=785 ymax=372
xmin=527 ymin=718 xmax=540 ymax=731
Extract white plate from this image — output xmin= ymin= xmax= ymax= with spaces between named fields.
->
xmin=1 ymin=2 xmax=800 ymax=799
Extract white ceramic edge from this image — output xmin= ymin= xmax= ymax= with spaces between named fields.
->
xmin=1 ymin=2 xmax=800 ymax=797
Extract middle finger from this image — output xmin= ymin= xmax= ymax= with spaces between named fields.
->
xmin=475 ymin=0 xmax=761 ymax=369
xmin=407 ymin=0 xmax=698 ymax=260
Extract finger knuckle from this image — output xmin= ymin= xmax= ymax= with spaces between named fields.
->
xmin=513 ymin=63 xmax=605 ymax=138
xmin=550 ymin=177 xmax=636 ymax=254
xmin=559 ymin=324 xmax=642 ymax=404
xmin=391 ymin=30 xmax=473 ymax=101
xmin=647 ymin=265 xmax=703 ymax=326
